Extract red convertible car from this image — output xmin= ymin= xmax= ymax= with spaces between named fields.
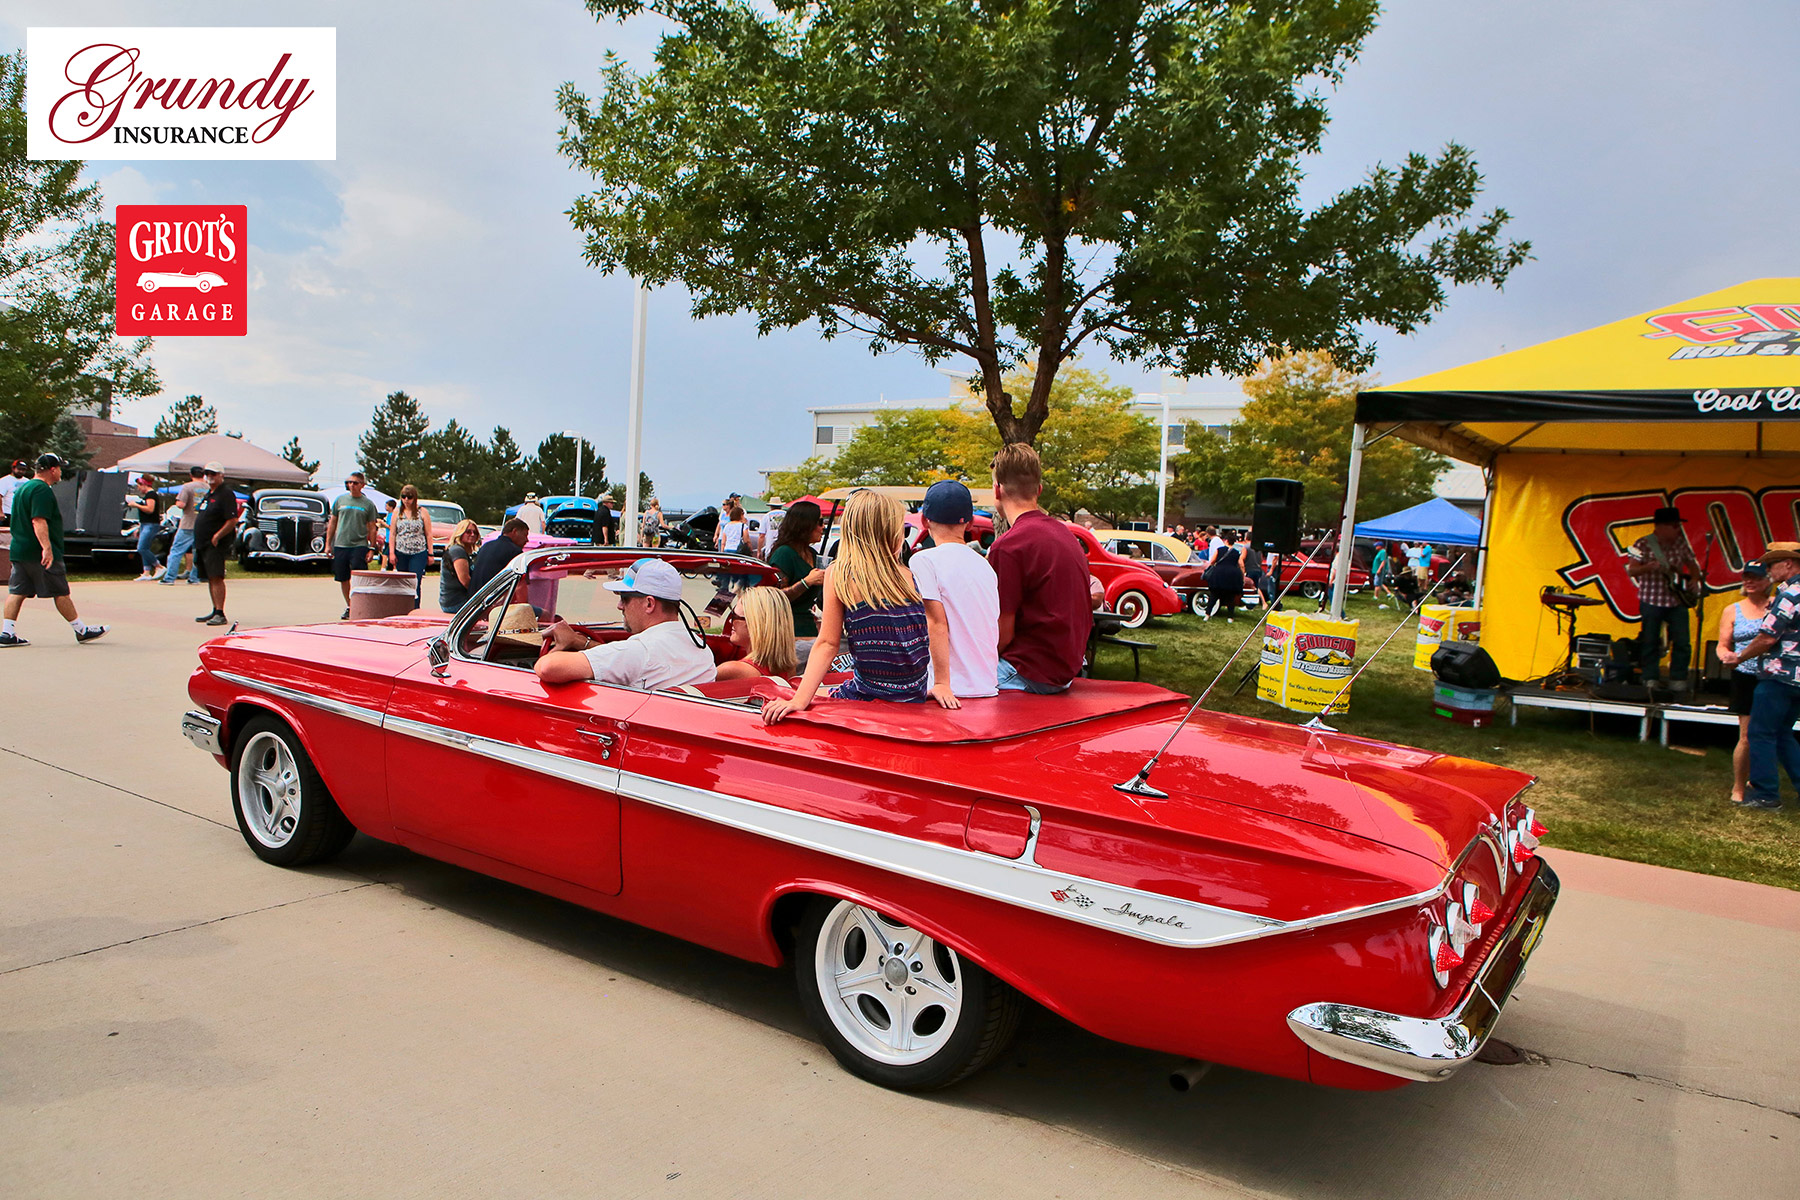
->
xmin=182 ymin=547 xmax=1557 ymax=1092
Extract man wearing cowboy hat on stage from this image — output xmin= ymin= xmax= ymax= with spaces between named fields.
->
xmin=535 ymin=558 xmax=716 ymax=689
xmin=1719 ymin=542 xmax=1800 ymax=810
xmin=1624 ymin=505 xmax=1700 ymax=692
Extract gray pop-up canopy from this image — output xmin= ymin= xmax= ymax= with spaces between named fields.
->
xmin=113 ymin=434 xmax=313 ymax=485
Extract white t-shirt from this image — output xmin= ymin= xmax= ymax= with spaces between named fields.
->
xmin=719 ymin=520 xmax=746 ymax=552
xmin=581 ymin=618 xmax=718 ymax=690
xmin=517 ymin=502 xmax=545 ymax=535
xmin=1209 ymin=535 xmax=1227 ymax=561
xmin=0 ymin=474 xmax=21 ymax=518
xmin=910 ymin=541 xmax=1000 ymax=698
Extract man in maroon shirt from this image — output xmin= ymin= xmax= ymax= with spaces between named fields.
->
xmin=988 ymin=444 xmax=1093 ymax=692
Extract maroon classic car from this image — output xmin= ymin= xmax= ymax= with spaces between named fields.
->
xmin=182 ymin=546 xmax=1557 ymax=1092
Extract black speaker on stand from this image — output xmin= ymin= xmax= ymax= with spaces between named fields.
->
xmin=1231 ymin=478 xmax=1307 ymax=696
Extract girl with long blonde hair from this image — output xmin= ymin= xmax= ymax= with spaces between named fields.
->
xmin=763 ymin=490 xmax=937 ymax=721
xmin=715 ymin=586 xmax=799 ymax=680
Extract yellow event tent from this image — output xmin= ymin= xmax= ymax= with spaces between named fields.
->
xmin=1330 ymin=279 xmax=1800 ymax=681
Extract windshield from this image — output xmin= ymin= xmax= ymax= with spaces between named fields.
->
xmin=258 ymin=495 xmax=327 ymax=517
xmin=455 ymin=553 xmax=774 ymax=669
xmin=422 ymin=503 xmax=463 ymax=525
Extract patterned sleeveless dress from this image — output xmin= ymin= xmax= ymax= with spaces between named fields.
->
xmin=833 ymin=599 xmax=930 ymax=701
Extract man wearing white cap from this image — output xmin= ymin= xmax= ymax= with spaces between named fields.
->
xmin=535 ymin=557 xmax=716 ymax=689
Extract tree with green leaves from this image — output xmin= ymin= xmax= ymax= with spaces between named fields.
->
xmin=422 ymin=421 xmax=534 ymax=522
xmin=357 ymin=390 xmax=430 ymax=494
xmin=559 ymin=1 xmax=1527 ymax=450
xmin=1172 ymin=350 xmax=1444 ymax=529
xmin=0 ymin=51 xmax=157 ymax=465
xmin=153 ymin=394 xmax=219 ymax=443
xmin=828 ymin=410 xmax=959 ymax=487
xmin=280 ymin=436 xmax=321 ymax=476
xmin=526 ymin=433 xmax=608 ymax=499
xmin=763 ymin=456 xmax=841 ymax=501
xmin=606 ymin=473 xmax=656 ymax=508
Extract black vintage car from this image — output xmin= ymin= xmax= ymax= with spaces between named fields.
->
xmin=235 ymin=489 xmax=331 ymax=570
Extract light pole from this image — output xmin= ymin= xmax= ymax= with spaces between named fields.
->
xmin=562 ymin=430 xmax=582 ymax=498
xmin=1155 ymin=392 xmax=1170 ymax=533
xmin=622 ymin=281 xmax=648 ymax=548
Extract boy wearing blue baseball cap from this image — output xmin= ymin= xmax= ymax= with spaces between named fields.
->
xmin=910 ymin=480 xmax=999 ymax=703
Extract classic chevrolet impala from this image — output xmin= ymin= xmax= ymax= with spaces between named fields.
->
xmin=182 ymin=547 xmax=1557 ymax=1092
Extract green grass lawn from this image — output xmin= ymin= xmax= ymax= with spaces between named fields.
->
xmin=1091 ymin=594 xmax=1800 ymax=892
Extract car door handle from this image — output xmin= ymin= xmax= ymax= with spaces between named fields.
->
xmin=578 ymin=729 xmax=617 ymax=759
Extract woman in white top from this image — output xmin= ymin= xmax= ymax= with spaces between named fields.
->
xmin=1718 ymin=562 xmax=1775 ymax=804
xmin=715 ymin=503 xmax=747 ymax=553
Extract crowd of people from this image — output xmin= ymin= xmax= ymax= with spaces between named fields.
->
xmin=518 ymin=445 xmax=1092 ymax=711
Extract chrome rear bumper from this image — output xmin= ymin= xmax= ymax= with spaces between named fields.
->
xmin=181 ymin=709 xmax=225 ymax=756
xmin=1287 ymin=861 xmax=1560 ymax=1083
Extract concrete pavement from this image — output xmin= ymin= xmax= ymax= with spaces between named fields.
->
xmin=3 ymin=577 xmax=1796 ymax=1198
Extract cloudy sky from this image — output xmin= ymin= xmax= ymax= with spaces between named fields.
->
xmin=6 ymin=1 xmax=1797 ymax=507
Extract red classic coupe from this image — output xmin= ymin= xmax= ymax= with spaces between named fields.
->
xmin=1064 ymin=523 xmax=1185 ymax=629
xmin=182 ymin=547 xmax=1557 ymax=1092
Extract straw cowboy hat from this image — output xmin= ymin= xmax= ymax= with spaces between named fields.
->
xmin=488 ymin=602 xmax=543 ymax=647
xmin=1756 ymin=541 xmax=1800 ymax=565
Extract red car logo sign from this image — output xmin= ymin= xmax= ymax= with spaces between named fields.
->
xmin=116 ymin=205 xmax=246 ymax=336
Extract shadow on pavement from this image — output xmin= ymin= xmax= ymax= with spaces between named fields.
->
xmin=328 ymin=835 xmax=1686 ymax=1200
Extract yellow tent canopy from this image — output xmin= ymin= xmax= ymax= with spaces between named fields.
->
xmin=1356 ymin=279 xmax=1800 ymax=462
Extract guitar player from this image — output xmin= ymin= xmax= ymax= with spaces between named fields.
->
xmin=1625 ymin=506 xmax=1701 ymax=693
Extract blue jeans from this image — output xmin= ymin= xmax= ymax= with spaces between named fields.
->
xmin=136 ymin=524 xmax=158 ymax=574
xmin=160 ymin=528 xmax=199 ymax=582
xmin=997 ymin=658 xmax=1069 ymax=694
xmin=393 ymin=550 xmax=429 ymax=602
xmin=1745 ymin=678 xmax=1800 ymax=806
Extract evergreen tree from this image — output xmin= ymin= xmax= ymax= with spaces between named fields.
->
xmin=526 ymin=433 xmax=607 ymax=499
xmin=152 ymin=394 xmax=218 ymax=442
xmin=356 ymin=390 xmax=431 ymax=493
xmin=280 ymin=436 xmax=321 ymax=476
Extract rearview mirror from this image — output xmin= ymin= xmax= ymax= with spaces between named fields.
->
xmin=428 ymin=636 xmax=451 ymax=677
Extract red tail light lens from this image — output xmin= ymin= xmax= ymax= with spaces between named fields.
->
xmin=1513 ymin=840 xmax=1533 ymax=865
xmin=1470 ymin=898 xmax=1495 ymax=924
xmin=1434 ymin=940 xmax=1464 ymax=973
xmin=1529 ymin=818 xmax=1547 ymax=839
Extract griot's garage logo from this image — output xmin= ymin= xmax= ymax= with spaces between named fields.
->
xmin=25 ymin=28 xmax=335 ymax=161
xmin=1560 ymin=485 xmax=1800 ymax=621
xmin=115 ymin=205 xmax=246 ymax=337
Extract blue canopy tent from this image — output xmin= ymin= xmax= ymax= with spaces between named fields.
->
xmin=1353 ymin=497 xmax=1482 ymax=547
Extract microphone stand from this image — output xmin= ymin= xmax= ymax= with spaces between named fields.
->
xmin=1689 ymin=531 xmax=1715 ymax=696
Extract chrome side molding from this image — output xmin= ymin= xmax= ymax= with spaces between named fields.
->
xmin=1286 ymin=861 xmax=1560 ymax=1082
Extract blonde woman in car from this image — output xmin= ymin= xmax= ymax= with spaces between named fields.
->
xmin=715 ymin=586 xmax=799 ymax=681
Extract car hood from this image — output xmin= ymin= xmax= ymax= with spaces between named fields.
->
xmin=1035 ymin=708 xmax=1532 ymax=871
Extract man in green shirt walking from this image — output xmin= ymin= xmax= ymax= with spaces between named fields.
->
xmin=325 ymin=470 xmax=382 ymax=619
xmin=2 ymin=454 xmax=107 ymax=647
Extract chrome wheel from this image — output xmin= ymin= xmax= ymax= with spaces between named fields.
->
xmin=235 ymin=731 xmax=303 ymax=848
xmin=814 ymin=901 xmax=963 ymax=1067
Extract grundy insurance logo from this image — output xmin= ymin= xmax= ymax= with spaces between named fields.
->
xmin=116 ymin=206 xmax=247 ymax=337
xmin=26 ymin=27 xmax=335 ymax=160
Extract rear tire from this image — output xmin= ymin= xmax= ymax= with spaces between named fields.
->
xmin=229 ymin=715 xmax=356 ymax=866
xmin=795 ymin=898 xmax=1021 ymax=1091
xmin=1298 ymin=581 xmax=1324 ymax=600
xmin=1188 ymin=590 xmax=1209 ymax=618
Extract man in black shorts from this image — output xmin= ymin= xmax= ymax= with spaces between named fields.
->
xmin=192 ymin=460 xmax=239 ymax=627
xmin=2 ymin=453 xmax=108 ymax=647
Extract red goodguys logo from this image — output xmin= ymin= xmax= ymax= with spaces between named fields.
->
xmin=1643 ymin=303 xmax=1800 ymax=360
xmin=1560 ymin=486 xmax=1800 ymax=620
xmin=115 ymin=205 xmax=246 ymax=336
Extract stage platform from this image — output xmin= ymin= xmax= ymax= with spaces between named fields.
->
xmin=1509 ymin=686 xmax=1655 ymax=741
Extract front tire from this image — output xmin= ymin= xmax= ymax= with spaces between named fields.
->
xmin=1114 ymin=589 xmax=1151 ymax=629
xmin=795 ymin=898 xmax=1021 ymax=1091
xmin=229 ymin=716 xmax=356 ymax=866
xmin=1298 ymin=580 xmax=1325 ymax=600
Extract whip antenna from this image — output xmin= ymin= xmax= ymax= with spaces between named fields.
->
xmin=1114 ymin=537 xmax=1334 ymax=799
xmin=1302 ymin=553 xmax=1469 ymax=732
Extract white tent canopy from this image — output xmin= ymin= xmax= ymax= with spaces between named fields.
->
xmin=113 ymin=434 xmax=313 ymax=485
